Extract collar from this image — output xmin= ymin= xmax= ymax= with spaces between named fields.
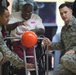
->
xmin=68 ymin=16 xmax=76 ymax=26
xmin=64 ymin=16 xmax=76 ymax=28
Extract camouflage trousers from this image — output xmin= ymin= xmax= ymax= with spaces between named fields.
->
xmin=53 ymin=54 xmax=76 ymax=75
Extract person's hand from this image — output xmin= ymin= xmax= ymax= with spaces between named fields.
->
xmin=42 ymin=37 xmax=52 ymax=50
xmin=16 ymin=21 xmax=27 ymax=26
xmin=27 ymin=63 xmax=35 ymax=69
xmin=65 ymin=50 xmax=75 ymax=55
xmin=43 ymin=37 xmax=52 ymax=46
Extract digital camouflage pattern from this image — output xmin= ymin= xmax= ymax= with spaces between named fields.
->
xmin=51 ymin=16 xmax=76 ymax=75
xmin=0 ymin=31 xmax=24 ymax=69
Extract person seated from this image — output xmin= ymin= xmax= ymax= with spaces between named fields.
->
xmin=6 ymin=3 xmax=45 ymax=75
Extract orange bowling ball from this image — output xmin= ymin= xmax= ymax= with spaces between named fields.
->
xmin=21 ymin=31 xmax=38 ymax=48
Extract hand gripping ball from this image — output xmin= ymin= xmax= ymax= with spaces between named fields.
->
xmin=21 ymin=31 xmax=38 ymax=48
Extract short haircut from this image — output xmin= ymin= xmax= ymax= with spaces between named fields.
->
xmin=59 ymin=3 xmax=72 ymax=10
xmin=22 ymin=3 xmax=33 ymax=11
xmin=0 ymin=5 xmax=8 ymax=15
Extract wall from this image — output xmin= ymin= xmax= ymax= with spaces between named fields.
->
xmin=7 ymin=0 xmax=12 ymax=14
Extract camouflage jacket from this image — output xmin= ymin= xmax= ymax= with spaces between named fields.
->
xmin=51 ymin=16 xmax=76 ymax=56
xmin=0 ymin=27 xmax=24 ymax=69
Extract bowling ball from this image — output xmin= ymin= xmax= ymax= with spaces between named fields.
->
xmin=21 ymin=31 xmax=38 ymax=48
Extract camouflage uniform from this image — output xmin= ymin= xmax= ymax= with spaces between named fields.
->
xmin=51 ymin=16 xmax=76 ymax=75
xmin=0 ymin=27 xmax=24 ymax=69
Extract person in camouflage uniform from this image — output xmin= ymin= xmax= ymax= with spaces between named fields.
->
xmin=43 ymin=3 xmax=76 ymax=75
xmin=0 ymin=5 xmax=34 ymax=70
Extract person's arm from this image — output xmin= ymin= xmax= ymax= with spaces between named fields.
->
xmin=43 ymin=37 xmax=63 ymax=50
xmin=6 ymin=11 xmax=25 ymax=31
xmin=0 ymin=38 xmax=24 ymax=68
xmin=0 ymin=36 xmax=35 ymax=69
xmin=6 ymin=23 xmax=18 ymax=31
xmin=6 ymin=21 xmax=25 ymax=31
xmin=31 ymin=28 xmax=45 ymax=36
xmin=69 ymin=24 xmax=76 ymax=51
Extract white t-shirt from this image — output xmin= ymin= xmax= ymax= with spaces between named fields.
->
xmin=8 ymin=11 xmax=45 ymax=41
